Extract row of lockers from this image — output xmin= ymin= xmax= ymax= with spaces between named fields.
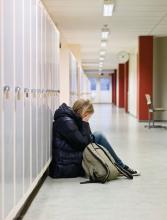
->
xmin=69 ymin=53 xmax=78 ymax=105
xmin=69 ymin=53 xmax=91 ymax=105
xmin=0 ymin=0 xmax=59 ymax=219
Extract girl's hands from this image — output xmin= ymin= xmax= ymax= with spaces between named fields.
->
xmin=82 ymin=114 xmax=92 ymax=122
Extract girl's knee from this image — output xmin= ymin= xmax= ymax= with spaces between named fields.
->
xmin=93 ymin=131 xmax=104 ymax=139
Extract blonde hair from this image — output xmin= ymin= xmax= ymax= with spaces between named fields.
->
xmin=72 ymin=99 xmax=94 ymax=117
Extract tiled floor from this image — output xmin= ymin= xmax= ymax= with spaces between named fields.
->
xmin=24 ymin=104 xmax=167 ymax=220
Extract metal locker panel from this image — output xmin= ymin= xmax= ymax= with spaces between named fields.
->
xmin=52 ymin=30 xmax=55 ymax=112
xmin=41 ymin=7 xmax=44 ymax=168
xmin=0 ymin=90 xmax=2 ymax=220
xmin=56 ymin=30 xmax=60 ymax=109
xmin=49 ymin=23 xmax=53 ymax=159
xmin=43 ymin=12 xmax=47 ymax=165
xmin=31 ymin=0 xmax=37 ymax=181
xmin=0 ymin=87 xmax=2 ymax=217
xmin=37 ymin=4 xmax=42 ymax=173
xmin=24 ymin=0 xmax=31 ymax=192
xmin=0 ymin=0 xmax=3 ymax=217
xmin=53 ymin=30 xmax=57 ymax=112
xmin=46 ymin=17 xmax=51 ymax=161
xmin=15 ymin=0 xmax=24 ymax=204
xmin=3 ymin=0 xmax=14 ymax=217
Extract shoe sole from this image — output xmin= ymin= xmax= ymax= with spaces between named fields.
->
xmin=132 ymin=173 xmax=141 ymax=176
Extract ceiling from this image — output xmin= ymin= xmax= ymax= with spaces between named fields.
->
xmin=43 ymin=0 xmax=167 ymax=72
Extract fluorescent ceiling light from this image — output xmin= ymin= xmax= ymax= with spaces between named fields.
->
xmin=101 ymin=31 xmax=109 ymax=39
xmin=99 ymin=57 xmax=104 ymax=61
xmin=101 ymin=25 xmax=110 ymax=39
xmin=100 ymin=51 xmax=106 ymax=56
xmin=103 ymin=0 xmax=114 ymax=16
xmin=101 ymin=41 xmax=107 ymax=47
xmin=82 ymin=63 xmax=99 ymax=66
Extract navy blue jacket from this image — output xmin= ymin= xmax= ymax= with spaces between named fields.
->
xmin=49 ymin=103 xmax=92 ymax=178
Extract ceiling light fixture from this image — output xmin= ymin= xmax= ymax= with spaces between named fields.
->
xmin=99 ymin=57 xmax=104 ymax=61
xmin=101 ymin=25 xmax=110 ymax=39
xmin=100 ymin=51 xmax=106 ymax=56
xmin=101 ymin=41 xmax=107 ymax=47
xmin=103 ymin=0 xmax=115 ymax=17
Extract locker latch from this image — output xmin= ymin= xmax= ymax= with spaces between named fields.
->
xmin=15 ymin=87 xmax=21 ymax=100
xmin=3 ymin=85 xmax=10 ymax=99
xmin=24 ymin=88 xmax=29 ymax=98
xmin=31 ymin=89 xmax=36 ymax=98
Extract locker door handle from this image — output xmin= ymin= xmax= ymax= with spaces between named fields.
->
xmin=3 ymin=85 xmax=10 ymax=99
xmin=42 ymin=89 xmax=46 ymax=97
xmin=15 ymin=87 xmax=21 ymax=100
xmin=24 ymin=88 xmax=29 ymax=98
xmin=56 ymin=90 xmax=60 ymax=94
xmin=31 ymin=89 xmax=36 ymax=98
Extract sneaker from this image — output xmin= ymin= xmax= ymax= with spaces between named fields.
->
xmin=115 ymin=164 xmax=133 ymax=179
xmin=124 ymin=166 xmax=140 ymax=176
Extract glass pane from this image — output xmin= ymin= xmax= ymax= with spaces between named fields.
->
xmin=89 ymin=78 xmax=96 ymax=91
xmin=100 ymin=78 xmax=110 ymax=91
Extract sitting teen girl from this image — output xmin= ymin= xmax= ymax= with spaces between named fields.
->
xmin=49 ymin=99 xmax=140 ymax=178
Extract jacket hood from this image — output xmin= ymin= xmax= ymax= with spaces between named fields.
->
xmin=54 ymin=103 xmax=81 ymax=122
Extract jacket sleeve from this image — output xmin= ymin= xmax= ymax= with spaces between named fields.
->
xmin=56 ymin=117 xmax=91 ymax=151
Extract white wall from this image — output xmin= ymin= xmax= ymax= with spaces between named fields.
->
xmin=128 ymin=53 xmax=138 ymax=117
xmin=0 ymin=1 xmax=60 ymax=219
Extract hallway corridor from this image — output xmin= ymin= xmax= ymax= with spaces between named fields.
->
xmin=24 ymin=104 xmax=167 ymax=220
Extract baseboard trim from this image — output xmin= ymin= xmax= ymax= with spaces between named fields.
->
xmin=139 ymin=120 xmax=167 ymax=123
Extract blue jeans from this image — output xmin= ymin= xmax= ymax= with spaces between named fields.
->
xmin=93 ymin=132 xmax=125 ymax=168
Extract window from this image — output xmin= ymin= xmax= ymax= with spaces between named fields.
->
xmin=89 ymin=78 xmax=96 ymax=91
xmin=100 ymin=78 xmax=110 ymax=91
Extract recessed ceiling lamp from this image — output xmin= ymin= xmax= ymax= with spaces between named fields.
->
xmin=100 ymin=50 xmax=106 ymax=56
xmin=101 ymin=40 xmax=107 ymax=47
xmin=103 ymin=0 xmax=115 ymax=16
xmin=101 ymin=25 xmax=110 ymax=39
xmin=99 ymin=57 xmax=104 ymax=61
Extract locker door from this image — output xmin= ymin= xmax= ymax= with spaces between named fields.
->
xmin=43 ymin=12 xmax=47 ymax=165
xmin=24 ymin=0 xmax=31 ymax=192
xmin=0 ymin=80 xmax=2 ymax=220
xmin=0 ymin=0 xmax=3 ymax=218
xmin=15 ymin=0 xmax=24 ymax=204
xmin=41 ymin=7 xmax=44 ymax=168
xmin=46 ymin=17 xmax=51 ymax=161
xmin=31 ymin=0 xmax=37 ymax=181
xmin=56 ymin=31 xmax=60 ymax=109
xmin=3 ymin=0 xmax=15 ymax=217
xmin=53 ymin=30 xmax=57 ymax=111
xmin=37 ymin=4 xmax=42 ymax=173
xmin=48 ymin=23 xmax=52 ymax=159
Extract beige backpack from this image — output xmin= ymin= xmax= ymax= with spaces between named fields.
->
xmin=82 ymin=143 xmax=133 ymax=183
